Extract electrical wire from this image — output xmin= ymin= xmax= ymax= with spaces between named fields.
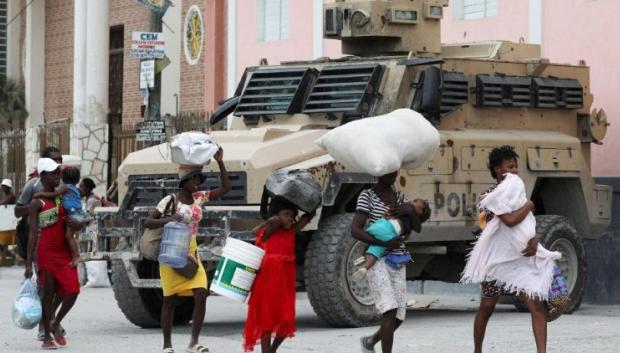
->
xmin=7 ymin=0 xmax=35 ymax=27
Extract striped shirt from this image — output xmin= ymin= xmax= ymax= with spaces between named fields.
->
xmin=356 ymin=188 xmax=409 ymax=255
xmin=355 ymin=188 xmax=408 ymax=223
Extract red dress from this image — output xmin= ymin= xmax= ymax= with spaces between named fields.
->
xmin=36 ymin=199 xmax=80 ymax=296
xmin=243 ymin=227 xmax=296 ymax=352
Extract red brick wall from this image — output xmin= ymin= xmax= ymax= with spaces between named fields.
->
xmin=180 ymin=0 xmax=207 ymax=114
xmin=110 ymin=0 xmax=150 ymax=124
xmin=205 ymin=0 xmax=227 ymax=112
xmin=44 ymin=0 xmax=74 ymax=123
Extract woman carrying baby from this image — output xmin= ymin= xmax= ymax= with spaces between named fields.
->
xmin=462 ymin=146 xmax=560 ymax=353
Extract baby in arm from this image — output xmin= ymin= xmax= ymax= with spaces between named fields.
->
xmin=354 ymin=199 xmax=431 ymax=280
xmin=34 ymin=167 xmax=87 ymax=267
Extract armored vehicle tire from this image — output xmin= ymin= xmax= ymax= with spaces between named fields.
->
xmin=513 ymin=215 xmax=586 ymax=314
xmin=305 ymin=213 xmax=378 ymax=327
xmin=111 ymin=260 xmax=194 ymax=328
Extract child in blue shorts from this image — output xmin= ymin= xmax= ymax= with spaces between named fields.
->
xmin=354 ymin=199 xmax=430 ymax=280
xmin=34 ymin=167 xmax=87 ymax=267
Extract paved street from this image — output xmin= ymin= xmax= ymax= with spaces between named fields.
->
xmin=1 ymin=266 xmax=619 ymax=353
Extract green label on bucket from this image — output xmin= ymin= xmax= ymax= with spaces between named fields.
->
xmin=213 ymin=257 xmax=258 ymax=295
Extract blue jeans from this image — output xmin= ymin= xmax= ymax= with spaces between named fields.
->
xmin=366 ymin=218 xmax=398 ymax=259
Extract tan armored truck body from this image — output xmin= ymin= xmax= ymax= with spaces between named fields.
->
xmin=96 ymin=0 xmax=611 ymax=328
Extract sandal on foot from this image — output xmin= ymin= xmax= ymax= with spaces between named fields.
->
xmin=51 ymin=325 xmax=67 ymax=347
xmin=186 ymin=344 xmax=209 ymax=353
xmin=41 ymin=340 xmax=58 ymax=350
xmin=352 ymin=267 xmax=368 ymax=282
xmin=353 ymin=256 xmax=366 ymax=267
xmin=359 ymin=336 xmax=375 ymax=353
xmin=163 ymin=348 xmax=175 ymax=353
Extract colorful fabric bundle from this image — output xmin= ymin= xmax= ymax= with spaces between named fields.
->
xmin=546 ymin=264 xmax=570 ymax=322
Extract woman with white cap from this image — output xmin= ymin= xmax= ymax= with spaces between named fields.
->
xmin=145 ymin=148 xmax=230 ymax=353
xmin=0 ymin=178 xmax=15 ymax=205
xmin=24 ymin=158 xmax=82 ymax=349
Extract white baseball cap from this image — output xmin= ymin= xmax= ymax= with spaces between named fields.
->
xmin=1 ymin=179 xmax=12 ymax=188
xmin=37 ymin=158 xmax=61 ymax=175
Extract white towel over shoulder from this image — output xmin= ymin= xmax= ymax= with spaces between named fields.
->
xmin=461 ymin=173 xmax=560 ymax=300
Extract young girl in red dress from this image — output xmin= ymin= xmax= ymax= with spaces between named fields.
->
xmin=243 ymin=197 xmax=315 ymax=353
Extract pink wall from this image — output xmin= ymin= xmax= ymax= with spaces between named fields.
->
xmin=235 ymin=0 xmax=343 ymax=78
xmin=442 ymin=0 xmax=620 ymax=176
xmin=233 ymin=1 xmax=620 ymax=176
xmin=441 ymin=1 xmax=529 ymax=43
xmin=541 ymin=0 xmax=620 ymax=177
xmin=235 ymin=1 xmax=315 ymax=79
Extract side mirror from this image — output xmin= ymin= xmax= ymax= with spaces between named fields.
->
xmin=209 ymin=96 xmax=240 ymax=126
xmin=411 ymin=66 xmax=443 ymax=124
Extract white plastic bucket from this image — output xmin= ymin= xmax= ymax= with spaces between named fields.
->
xmin=211 ymin=238 xmax=265 ymax=303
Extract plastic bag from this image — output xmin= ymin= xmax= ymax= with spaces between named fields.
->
xmin=315 ymin=109 xmax=440 ymax=176
xmin=84 ymin=261 xmax=111 ymax=288
xmin=12 ymin=279 xmax=42 ymax=329
xmin=264 ymin=169 xmax=322 ymax=213
xmin=170 ymin=132 xmax=219 ymax=165
xmin=546 ymin=264 xmax=570 ymax=322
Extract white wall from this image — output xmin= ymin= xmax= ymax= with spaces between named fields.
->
xmin=161 ymin=0 xmax=182 ymax=116
xmin=6 ymin=0 xmax=21 ymax=80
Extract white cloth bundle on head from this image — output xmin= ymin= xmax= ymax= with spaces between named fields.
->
xmin=315 ymin=109 xmax=440 ymax=176
xmin=170 ymin=132 xmax=219 ymax=165
xmin=461 ymin=173 xmax=561 ymax=300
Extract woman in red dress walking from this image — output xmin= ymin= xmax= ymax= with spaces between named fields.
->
xmin=25 ymin=158 xmax=82 ymax=350
xmin=243 ymin=198 xmax=315 ymax=353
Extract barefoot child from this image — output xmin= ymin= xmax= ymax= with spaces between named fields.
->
xmin=243 ymin=197 xmax=315 ymax=353
xmin=353 ymin=199 xmax=430 ymax=280
xmin=34 ymin=167 xmax=85 ymax=268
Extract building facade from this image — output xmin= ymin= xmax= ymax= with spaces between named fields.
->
xmin=7 ymin=0 xmax=227 ymax=190
xmin=6 ymin=0 xmax=620 ymax=186
xmin=229 ymin=0 xmax=620 ymax=180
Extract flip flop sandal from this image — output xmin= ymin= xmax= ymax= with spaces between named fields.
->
xmin=41 ymin=340 xmax=58 ymax=350
xmin=186 ymin=344 xmax=209 ymax=353
xmin=359 ymin=336 xmax=375 ymax=353
xmin=51 ymin=326 xmax=67 ymax=347
xmin=162 ymin=348 xmax=175 ymax=353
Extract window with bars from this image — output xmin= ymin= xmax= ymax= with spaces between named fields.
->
xmin=256 ymin=0 xmax=289 ymax=42
xmin=454 ymin=0 xmax=498 ymax=20
xmin=0 ymin=0 xmax=7 ymax=75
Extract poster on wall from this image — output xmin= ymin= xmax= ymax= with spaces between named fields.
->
xmin=183 ymin=5 xmax=204 ymax=65
xmin=131 ymin=32 xmax=166 ymax=59
xmin=139 ymin=60 xmax=155 ymax=89
xmin=136 ymin=121 xmax=166 ymax=142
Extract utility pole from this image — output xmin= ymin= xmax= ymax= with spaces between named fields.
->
xmin=147 ymin=11 xmax=163 ymax=122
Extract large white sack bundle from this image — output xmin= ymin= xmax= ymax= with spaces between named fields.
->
xmin=170 ymin=132 xmax=219 ymax=165
xmin=315 ymin=109 xmax=440 ymax=176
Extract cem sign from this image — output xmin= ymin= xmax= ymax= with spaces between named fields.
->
xmin=136 ymin=121 xmax=166 ymax=142
xmin=131 ymin=32 xmax=165 ymax=59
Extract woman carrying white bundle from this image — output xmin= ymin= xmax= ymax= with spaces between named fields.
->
xmin=461 ymin=146 xmax=560 ymax=353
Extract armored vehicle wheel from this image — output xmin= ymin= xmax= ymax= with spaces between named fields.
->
xmin=513 ymin=215 xmax=586 ymax=314
xmin=305 ymin=213 xmax=378 ymax=327
xmin=111 ymin=260 xmax=194 ymax=328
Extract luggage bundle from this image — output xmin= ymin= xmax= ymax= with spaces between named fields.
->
xmin=261 ymin=169 xmax=322 ymax=218
xmin=315 ymin=108 xmax=440 ymax=176
xmin=170 ymin=132 xmax=219 ymax=165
